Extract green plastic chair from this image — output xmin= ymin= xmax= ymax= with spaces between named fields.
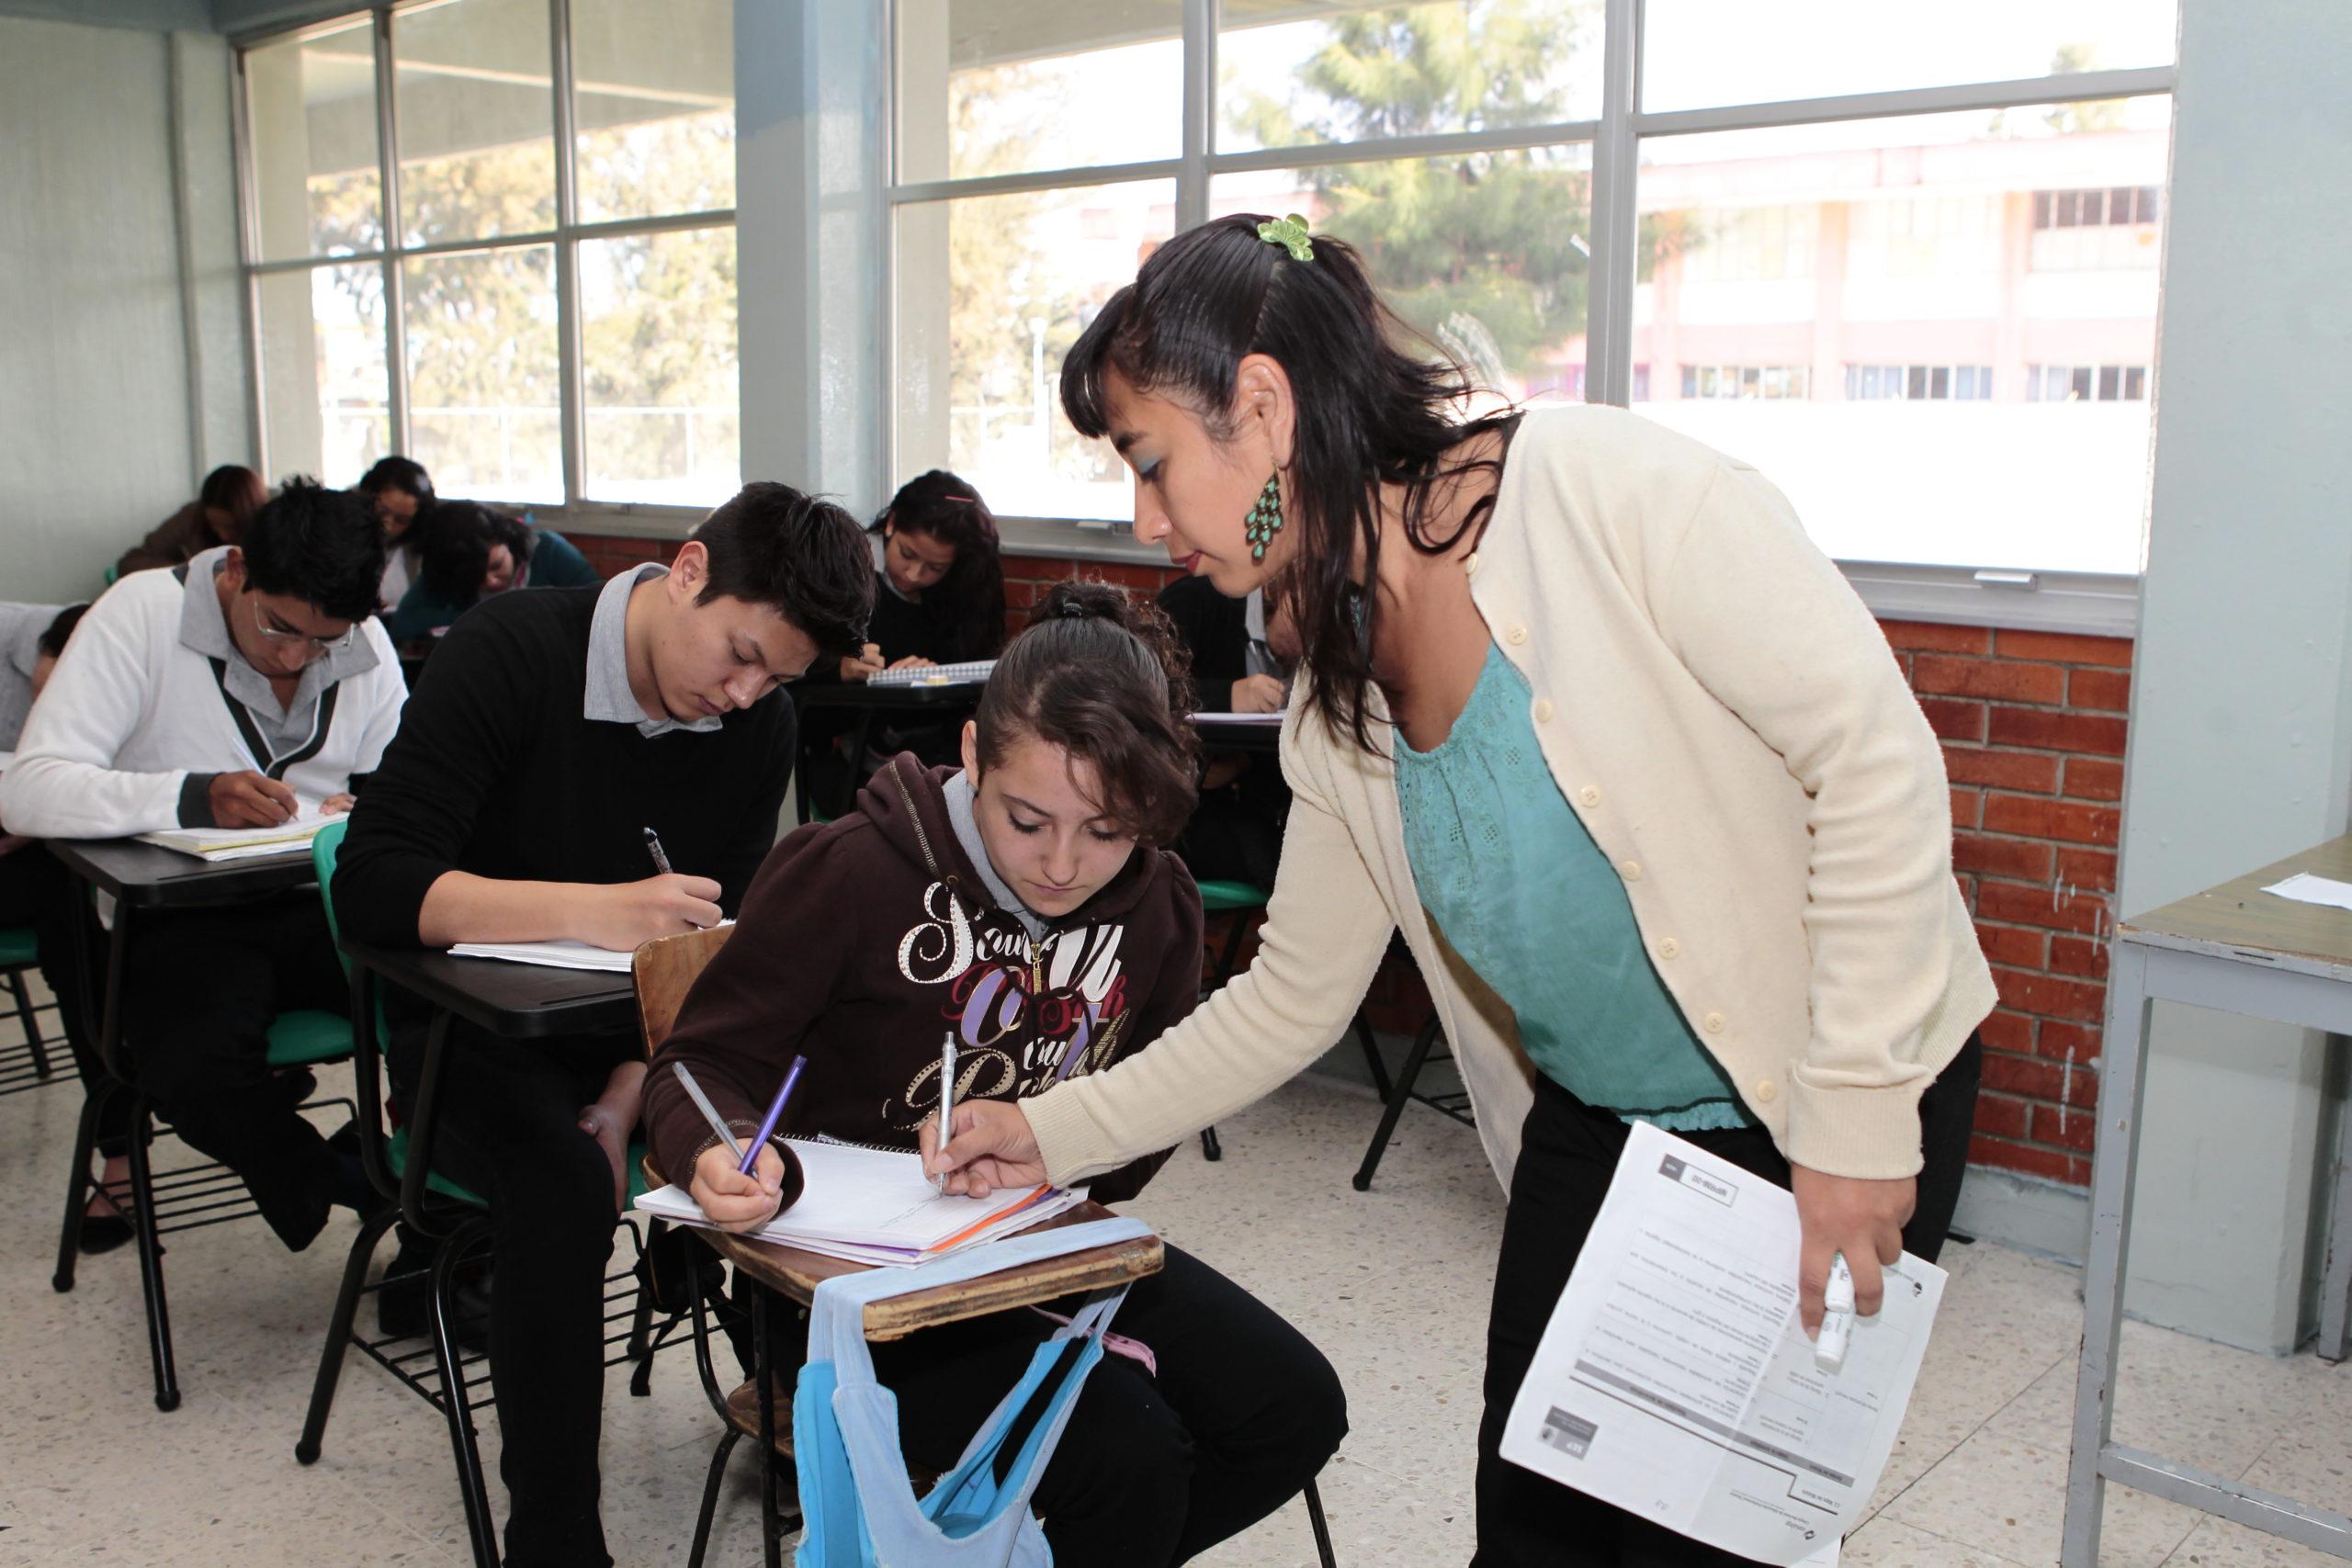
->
xmin=101 ymin=563 xmax=119 ymax=588
xmin=1 ymin=926 xmax=59 ymax=1091
xmin=1191 ymin=880 xmax=1272 ymax=1162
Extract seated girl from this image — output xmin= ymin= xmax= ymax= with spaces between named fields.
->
xmin=839 ymin=468 xmax=1007 ymax=680
xmin=645 ymin=580 xmax=1346 ymax=1568
xmin=384 ymin=501 xmax=600 ymax=642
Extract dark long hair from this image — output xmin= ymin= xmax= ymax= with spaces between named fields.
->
xmin=1060 ymin=214 xmax=1517 ymax=753
xmin=973 ymin=579 xmax=1199 ymax=846
xmin=871 ymin=469 xmax=1007 ymax=661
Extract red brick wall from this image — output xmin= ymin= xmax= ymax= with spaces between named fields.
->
xmin=576 ymin=537 xmax=2132 ymax=1187
xmin=1883 ymin=621 xmax=2130 ymax=1187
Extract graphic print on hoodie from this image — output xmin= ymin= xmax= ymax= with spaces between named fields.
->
xmin=645 ymin=753 xmax=1205 ymax=1205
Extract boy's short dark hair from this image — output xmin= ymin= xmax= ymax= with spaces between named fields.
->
xmin=357 ymin=456 xmax=435 ymax=505
xmin=37 ymin=603 xmax=90 ymax=659
xmin=242 ymin=477 xmax=388 ymax=623
xmin=692 ymin=482 xmax=873 ymax=654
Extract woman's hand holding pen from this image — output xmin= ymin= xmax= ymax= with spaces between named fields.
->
xmin=1791 ymin=1165 xmax=1915 ymax=1337
xmin=575 ymin=874 xmax=722 ymax=949
xmin=690 ymin=1143 xmax=788 ymax=1233
xmin=840 ymin=644 xmax=886 ymax=682
xmin=922 ymin=1099 xmax=1048 ymax=1198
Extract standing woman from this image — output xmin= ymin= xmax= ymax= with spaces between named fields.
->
xmin=931 ymin=214 xmax=1993 ymax=1566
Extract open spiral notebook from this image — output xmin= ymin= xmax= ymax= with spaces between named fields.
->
xmin=635 ymin=1136 xmax=1087 ymax=1267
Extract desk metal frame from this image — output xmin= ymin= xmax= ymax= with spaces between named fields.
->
xmin=2063 ymin=927 xmax=2352 ymax=1563
xmin=46 ymin=839 xmax=324 ymax=1411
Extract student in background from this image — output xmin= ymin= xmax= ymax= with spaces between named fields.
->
xmin=115 ymin=466 xmax=267 ymax=577
xmin=648 ymin=581 xmax=1344 ymax=1568
xmin=835 ymin=468 xmax=1006 ymax=681
xmin=0 ymin=481 xmax=409 ymax=1256
xmin=383 ymin=502 xmax=601 ymax=642
xmin=358 ymin=456 xmax=435 ymax=609
xmin=1156 ymin=576 xmax=1295 ymax=888
xmin=0 ymin=604 xmax=126 ymax=1249
xmin=332 ymin=482 xmax=872 ymax=1568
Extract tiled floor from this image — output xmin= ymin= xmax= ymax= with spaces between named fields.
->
xmin=0 ymin=993 xmax=2343 ymax=1566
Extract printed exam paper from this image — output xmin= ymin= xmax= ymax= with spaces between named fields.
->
xmin=1500 ymin=1122 xmax=1944 ymax=1566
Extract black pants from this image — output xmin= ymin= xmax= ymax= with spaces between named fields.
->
xmin=761 ymin=1241 xmax=1347 ymax=1566
xmin=389 ymin=1019 xmax=638 ymax=1568
xmin=1472 ymin=1035 xmax=1983 ymax=1567
xmin=0 ymin=847 xmax=124 ymax=1153
xmin=119 ymin=893 xmax=350 ymax=1250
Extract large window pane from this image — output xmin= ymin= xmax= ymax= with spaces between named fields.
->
xmin=1644 ymin=0 xmax=2178 ymax=113
xmin=1211 ymin=145 xmax=1594 ymax=401
xmin=897 ymin=0 xmax=1182 ymax=183
xmin=581 ymin=228 xmax=740 ymax=504
xmin=1218 ymin=0 xmax=1602 ymax=153
xmin=403 ymin=245 xmax=560 ymax=503
xmin=894 ymin=180 xmax=1177 ymax=518
xmin=245 ymin=20 xmax=381 ymax=260
xmin=257 ymin=263 xmax=390 ymax=485
xmin=1631 ymin=100 xmax=2169 ymax=572
xmin=571 ymin=0 xmax=735 ymax=223
xmin=394 ymin=0 xmax=556 ymax=246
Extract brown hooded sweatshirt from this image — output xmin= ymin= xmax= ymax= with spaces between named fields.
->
xmin=644 ymin=753 xmax=1201 ymax=1207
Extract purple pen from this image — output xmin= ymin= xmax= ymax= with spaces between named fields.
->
xmin=738 ymin=1055 xmax=808 ymax=1176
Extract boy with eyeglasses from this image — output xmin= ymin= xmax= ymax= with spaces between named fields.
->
xmin=0 ymin=478 xmax=407 ymax=1252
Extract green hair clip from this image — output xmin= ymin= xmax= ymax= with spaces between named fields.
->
xmin=1256 ymin=212 xmax=1314 ymax=262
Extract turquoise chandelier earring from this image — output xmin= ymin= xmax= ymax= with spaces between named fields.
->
xmin=1244 ymin=470 xmax=1285 ymax=561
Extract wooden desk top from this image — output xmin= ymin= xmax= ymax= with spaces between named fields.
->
xmin=2119 ymin=832 xmax=2352 ymax=978
xmin=701 ymin=1201 xmax=1163 ymax=1342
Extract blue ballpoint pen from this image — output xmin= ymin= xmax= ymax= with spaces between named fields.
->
xmin=739 ymin=1055 xmax=808 ymax=1176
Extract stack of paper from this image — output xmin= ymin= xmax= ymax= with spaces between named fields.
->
xmin=139 ymin=801 xmax=339 ymax=862
xmin=636 ymin=1137 xmax=1087 ymax=1266
xmin=1500 ymin=1122 xmax=1944 ymax=1566
xmin=449 ymin=937 xmax=638 ymax=972
xmin=450 ymin=919 xmax=734 ymax=973
xmin=868 ymin=659 xmax=996 ymax=689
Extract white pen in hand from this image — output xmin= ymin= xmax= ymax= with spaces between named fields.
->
xmin=933 ymin=1032 xmax=956 ymax=1192
xmin=671 ymin=1061 xmax=745 ymax=1166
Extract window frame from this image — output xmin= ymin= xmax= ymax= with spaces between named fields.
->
xmin=231 ymin=0 xmax=739 ymax=521
xmin=882 ymin=0 xmax=2177 ymax=629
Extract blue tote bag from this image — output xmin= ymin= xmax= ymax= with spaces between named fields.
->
xmin=794 ymin=1216 xmax=1156 ymax=1568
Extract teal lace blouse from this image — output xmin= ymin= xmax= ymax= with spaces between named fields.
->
xmin=1394 ymin=642 xmax=1758 ymax=1132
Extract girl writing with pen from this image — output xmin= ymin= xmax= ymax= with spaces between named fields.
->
xmin=643 ymin=580 xmax=1345 ymax=1568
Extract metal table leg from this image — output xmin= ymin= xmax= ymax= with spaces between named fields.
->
xmin=2063 ymin=942 xmax=2153 ymax=1568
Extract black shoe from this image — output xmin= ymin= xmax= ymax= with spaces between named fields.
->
xmin=376 ymin=1235 xmax=492 ymax=1352
xmin=77 ymin=1214 xmax=134 ymax=1256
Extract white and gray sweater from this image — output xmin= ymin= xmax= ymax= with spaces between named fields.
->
xmin=0 ymin=553 xmax=407 ymax=839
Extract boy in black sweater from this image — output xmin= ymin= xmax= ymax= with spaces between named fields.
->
xmin=333 ymin=482 xmax=871 ymax=1568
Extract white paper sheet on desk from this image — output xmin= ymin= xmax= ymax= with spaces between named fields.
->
xmin=2261 ymin=873 xmax=2352 ymax=912
xmin=448 ymin=922 xmax=736 ymax=972
xmin=1499 ymin=1122 xmax=1941 ymax=1566
xmin=137 ymin=799 xmax=339 ymax=861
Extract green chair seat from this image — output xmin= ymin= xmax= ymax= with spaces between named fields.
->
xmin=383 ymin=1128 xmax=653 ymax=1209
xmin=266 ymin=1008 xmax=355 ymax=1067
xmin=0 ymin=927 xmax=37 ymax=966
xmin=1194 ymin=879 xmax=1271 ymax=914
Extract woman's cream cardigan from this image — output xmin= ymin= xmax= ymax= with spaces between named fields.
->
xmin=1025 ymin=406 xmax=1995 ymax=1190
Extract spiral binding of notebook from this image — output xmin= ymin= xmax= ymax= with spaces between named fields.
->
xmin=867 ymin=659 xmax=996 ymax=689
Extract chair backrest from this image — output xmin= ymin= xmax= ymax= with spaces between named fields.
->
xmin=311 ymin=817 xmax=351 ymax=971
xmin=633 ymin=923 xmax=735 ymax=1057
